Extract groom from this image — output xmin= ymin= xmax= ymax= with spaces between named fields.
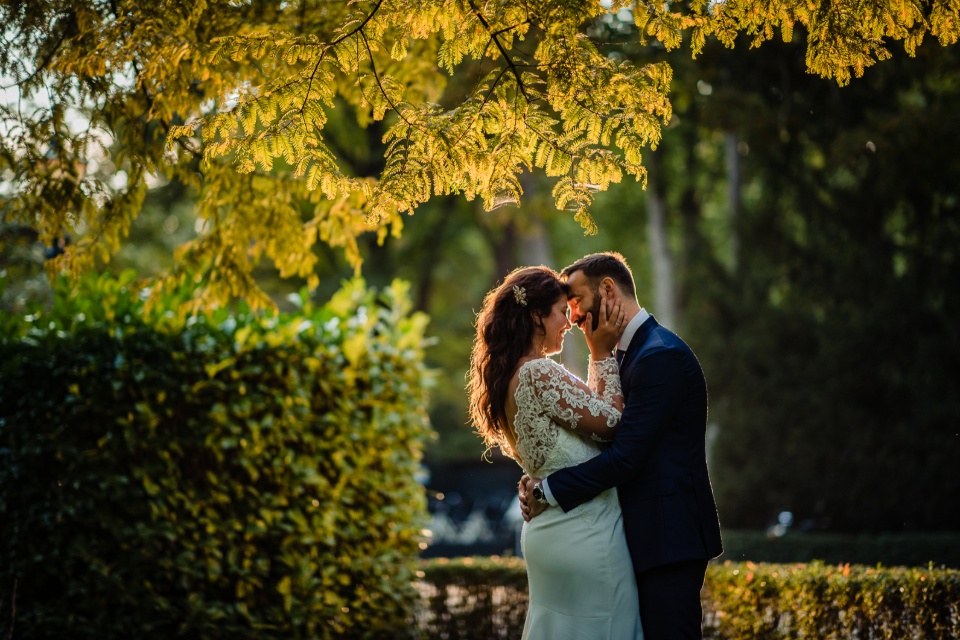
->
xmin=520 ymin=252 xmax=723 ymax=640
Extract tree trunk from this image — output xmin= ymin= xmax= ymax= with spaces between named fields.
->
xmin=725 ymin=131 xmax=741 ymax=273
xmin=645 ymin=148 xmax=679 ymax=328
xmin=413 ymin=197 xmax=456 ymax=312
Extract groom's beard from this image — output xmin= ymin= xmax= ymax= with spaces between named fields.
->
xmin=588 ymin=292 xmax=601 ymax=331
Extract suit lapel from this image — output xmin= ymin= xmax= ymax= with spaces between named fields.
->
xmin=619 ymin=315 xmax=659 ymax=383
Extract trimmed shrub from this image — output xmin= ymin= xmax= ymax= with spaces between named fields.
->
xmin=416 ymin=556 xmax=527 ymax=639
xmin=0 ymin=272 xmax=434 ymax=639
xmin=718 ymin=530 xmax=960 ymax=569
xmin=704 ymin=562 xmax=960 ymax=639
xmin=416 ymin=557 xmax=960 ymax=639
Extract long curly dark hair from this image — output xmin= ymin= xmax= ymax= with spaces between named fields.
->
xmin=467 ymin=266 xmax=568 ymax=457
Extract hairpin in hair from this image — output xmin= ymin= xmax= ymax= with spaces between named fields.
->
xmin=513 ymin=285 xmax=527 ymax=306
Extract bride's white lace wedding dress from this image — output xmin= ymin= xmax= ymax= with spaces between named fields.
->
xmin=510 ymin=357 xmax=642 ymax=640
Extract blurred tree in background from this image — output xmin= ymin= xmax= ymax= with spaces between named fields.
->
xmin=686 ymin=40 xmax=960 ymax=532
xmin=3 ymin=1 xmax=959 ymax=534
xmin=585 ymin=26 xmax=960 ymax=532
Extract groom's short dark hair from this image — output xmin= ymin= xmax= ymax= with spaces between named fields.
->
xmin=560 ymin=252 xmax=637 ymax=298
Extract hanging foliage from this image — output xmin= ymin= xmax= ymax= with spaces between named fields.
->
xmin=2 ymin=0 xmax=958 ymax=305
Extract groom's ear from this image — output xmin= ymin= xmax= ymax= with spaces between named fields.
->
xmin=599 ymin=277 xmax=617 ymax=297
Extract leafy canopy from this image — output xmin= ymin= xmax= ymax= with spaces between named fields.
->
xmin=2 ymin=0 xmax=958 ymax=306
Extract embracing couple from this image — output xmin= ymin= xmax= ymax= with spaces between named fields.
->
xmin=467 ymin=252 xmax=723 ymax=640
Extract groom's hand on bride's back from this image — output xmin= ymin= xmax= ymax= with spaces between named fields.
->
xmin=518 ymin=474 xmax=548 ymax=522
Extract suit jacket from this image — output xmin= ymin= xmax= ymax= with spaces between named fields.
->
xmin=548 ymin=315 xmax=723 ymax=574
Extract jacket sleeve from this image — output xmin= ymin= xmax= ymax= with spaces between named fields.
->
xmin=546 ymin=348 xmax=686 ymax=512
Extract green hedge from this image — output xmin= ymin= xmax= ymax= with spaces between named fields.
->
xmin=703 ymin=561 xmax=960 ymax=639
xmin=416 ymin=556 xmax=528 ymax=639
xmin=718 ymin=530 xmax=960 ymax=569
xmin=416 ymin=558 xmax=960 ymax=640
xmin=0 ymin=272 xmax=434 ymax=639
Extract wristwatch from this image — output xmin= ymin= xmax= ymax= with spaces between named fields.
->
xmin=531 ymin=480 xmax=548 ymax=505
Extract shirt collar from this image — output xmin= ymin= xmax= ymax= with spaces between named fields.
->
xmin=617 ymin=308 xmax=650 ymax=352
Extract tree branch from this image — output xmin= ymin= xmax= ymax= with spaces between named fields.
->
xmin=302 ymin=0 xmax=387 ymax=113
xmin=1 ymin=22 xmax=70 ymax=91
xmin=128 ymin=57 xmax=201 ymax=160
xmin=445 ymin=65 xmax=510 ymax=154
xmin=492 ymin=19 xmax=531 ymax=38
xmin=466 ymin=0 xmax=531 ymax=104
xmin=359 ymin=30 xmax=413 ymax=126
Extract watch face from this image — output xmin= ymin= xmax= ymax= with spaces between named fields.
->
xmin=533 ymin=484 xmax=544 ymax=502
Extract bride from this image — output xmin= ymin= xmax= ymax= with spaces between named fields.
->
xmin=467 ymin=266 xmax=643 ymax=640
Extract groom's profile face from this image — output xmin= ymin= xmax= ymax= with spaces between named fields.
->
xmin=564 ymin=270 xmax=602 ymax=332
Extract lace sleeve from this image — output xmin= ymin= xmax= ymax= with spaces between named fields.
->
xmin=587 ymin=356 xmax=623 ymax=409
xmin=525 ymin=358 xmax=622 ymax=443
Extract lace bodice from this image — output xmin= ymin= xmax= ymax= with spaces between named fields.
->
xmin=510 ymin=357 xmax=623 ymax=477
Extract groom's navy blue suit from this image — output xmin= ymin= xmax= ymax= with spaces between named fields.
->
xmin=547 ymin=315 xmax=723 ymax=639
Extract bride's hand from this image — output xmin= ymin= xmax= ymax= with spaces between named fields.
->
xmin=584 ymin=289 xmax=626 ymax=359
xmin=519 ymin=475 xmax=547 ymax=522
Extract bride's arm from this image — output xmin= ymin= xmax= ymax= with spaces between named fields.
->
xmin=587 ymin=356 xmax=624 ymax=411
xmin=525 ymin=359 xmax=623 ymax=442
xmin=583 ymin=288 xmax=625 ymax=410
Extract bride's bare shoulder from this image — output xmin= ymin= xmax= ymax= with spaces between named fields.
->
xmin=509 ymin=357 xmax=541 ymax=391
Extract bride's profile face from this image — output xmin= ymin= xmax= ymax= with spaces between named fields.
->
xmin=540 ymin=296 xmax=572 ymax=355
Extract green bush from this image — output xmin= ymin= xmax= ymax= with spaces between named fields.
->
xmin=718 ymin=530 xmax=960 ymax=569
xmin=416 ymin=558 xmax=960 ymax=640
xmin=0 ymin=272 xmax=434 ymax=639
xmin=704 ymin=561 xmax=960 ymax=639
xmin=416 ymin=556 xmax=527 ymax=639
